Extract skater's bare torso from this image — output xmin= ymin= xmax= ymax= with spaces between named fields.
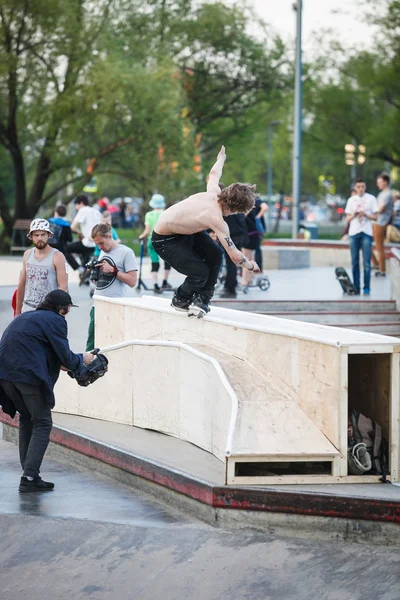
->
xmin=154 ymin=190 xmax=224 ymax=236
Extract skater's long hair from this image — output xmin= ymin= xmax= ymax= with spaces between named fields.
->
xmin=218 ymin=183 xmax=256 ymax=214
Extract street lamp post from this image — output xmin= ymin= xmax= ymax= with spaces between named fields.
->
xmin=267 ymin=120 xmax=281 ymax=199
xmin=292 ymin=0 xmax=303 ymax=239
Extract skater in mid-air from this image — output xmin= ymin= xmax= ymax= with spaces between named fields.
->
xmin=152 ymin=146 xmax=260 ymax=317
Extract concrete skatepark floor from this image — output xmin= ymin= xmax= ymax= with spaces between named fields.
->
xmin=2 ymin=440 xmax=400 ymax=600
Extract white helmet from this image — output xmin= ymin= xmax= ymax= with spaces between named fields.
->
xmin=27 ymin=218 xmax=53 ymax=237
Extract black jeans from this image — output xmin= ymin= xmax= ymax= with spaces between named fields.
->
xmin=152 ymin=231 xmax=223 ymax=302
xmin=0 ymin=380 xmax=52 ymax=478
xmin=65 ymin=241 xmax=93 ymax=271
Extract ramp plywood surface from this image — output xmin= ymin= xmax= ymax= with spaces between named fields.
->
xmin=193 ymin=345 xmax=339 ymax=459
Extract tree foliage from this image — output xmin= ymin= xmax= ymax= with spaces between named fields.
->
xmin=0 ymin=0 xmax=287 ymax=249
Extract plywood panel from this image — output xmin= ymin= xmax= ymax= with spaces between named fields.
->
xmin=297 ymin=340 xmax=341 ymax=446
xmin=54 ymin=371 xmax=79 ymax=414
xmin=161 ymin=312 xmax=205 ymax=345
xmin=132 ymin=345 xmax=180 ymax=436
xmin=247 ymin=330 xmax=298 ymax=401
xmin=95 ymin=301 xmax=125 ymax=348
xmin=179 ymin=352 xmax=214 ymax=454
xmin=78 ymin=345 xmax=134 ymax=425
xmin=194 ymin=344 xmax=339 ymax=459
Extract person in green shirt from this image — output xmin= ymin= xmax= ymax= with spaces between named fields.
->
xmin=139 ymin=194 xmax=172 ymax=293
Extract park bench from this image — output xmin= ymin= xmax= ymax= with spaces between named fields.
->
xmin=10 ymin=219 xmax=32 ymax=255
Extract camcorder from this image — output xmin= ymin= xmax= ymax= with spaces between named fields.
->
xmin=85 ymin=256 xmax=114 ymax=282
xmin=85 ymin=257 xmax=102 ymax=282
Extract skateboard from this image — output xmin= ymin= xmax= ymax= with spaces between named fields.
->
xmin=187 ymin=305 xmax=208 ymax=319
xmin=335 ymin=266 xmax=358 ymax=295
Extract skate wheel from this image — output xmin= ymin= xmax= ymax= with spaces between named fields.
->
xmin=258 ymin=277 xmax=270 ymax=291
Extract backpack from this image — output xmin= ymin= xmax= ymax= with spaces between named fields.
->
xmin=348 ymin=410 xmax=389 ymax=475
xmin=49 ymin=222 xmax=63 ymax=246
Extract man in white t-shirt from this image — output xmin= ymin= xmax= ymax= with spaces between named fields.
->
xmin=86 ymin=222 xmax=138 ymax=350
xmin=65 ymin=194 xmax=101 ymax=275
xmin=345 ymin=178 xmax=378 ymax=295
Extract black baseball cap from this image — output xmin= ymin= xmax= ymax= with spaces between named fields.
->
xmin=45 ymin=290 xmax=79 ymax=308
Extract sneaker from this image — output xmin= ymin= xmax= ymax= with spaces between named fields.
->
xmin=161 ymin=281 xmax=173 ymax=290
xmin=364 ymin=288 xmax=370 ymax=296
xmin=19 ymin=476 xmax=54 ymax=493
xmin=188 ymin=295 xmax=209 ymax=318
xmin=375 ymin=271 xmax=386 ymax=277
xmin=171 ymin=295 xmax=191 ymax=312
xmin=153 ymin=284 xmax=163 ymax=294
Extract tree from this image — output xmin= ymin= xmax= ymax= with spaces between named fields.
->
xmin=0 ymin=0 xmax=190 ymax=249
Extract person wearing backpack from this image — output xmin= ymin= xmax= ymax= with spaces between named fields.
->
xmin=49 ymin=204 xmax=73 ymax=255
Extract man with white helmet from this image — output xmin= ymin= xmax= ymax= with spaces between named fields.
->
xmin=139 ymin=193 xmax=172 ymax=293
xmin=16 ymin=218 xmax=69 ymax=315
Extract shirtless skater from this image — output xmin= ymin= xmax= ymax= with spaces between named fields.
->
xmin=152 ymin=146 xmax=260 ymax=317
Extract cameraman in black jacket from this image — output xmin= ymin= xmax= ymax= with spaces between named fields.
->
xmin=0 ymin=290 xmax=94 ymax=493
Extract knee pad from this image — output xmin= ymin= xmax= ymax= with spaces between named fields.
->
xmin=151 ymin=262 xmax=160 ymax=273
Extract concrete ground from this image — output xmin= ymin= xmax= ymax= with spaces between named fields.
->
xmin=2 ymin=439 xmax=400 ymax=600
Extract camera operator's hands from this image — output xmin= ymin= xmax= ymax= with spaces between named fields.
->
xmin=96 ymin=260 xmax=115 ymax=275
xmin=83 ymin=352 xmax=96 ymax=364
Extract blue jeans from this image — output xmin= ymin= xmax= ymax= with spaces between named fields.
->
xmin=349 ymin=232 xmax=373 ymax=292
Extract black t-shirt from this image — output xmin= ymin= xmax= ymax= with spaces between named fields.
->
xmin=245 ymin=198 xmax=266 ymax=233
xmin=224 ymin=214 xmax=247 ymax=237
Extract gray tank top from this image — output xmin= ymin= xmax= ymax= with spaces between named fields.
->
xmin=23 ymin=247 xmax=59 ymax=310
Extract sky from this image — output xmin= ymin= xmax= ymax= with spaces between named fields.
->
xmin=238 ymin=0 xmax=375 ymax=56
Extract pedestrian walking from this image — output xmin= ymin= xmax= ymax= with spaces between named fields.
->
xmin=345 ymin=178 xmax=378 ymax=295
xmin=16 ymin=219 xmax=69 ymax=315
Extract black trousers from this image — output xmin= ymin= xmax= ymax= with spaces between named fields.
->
xmin=254 ymin=236 xmax=263 ymax=272
xmin=0 ymin=380 xmax=52 ymax=478
xmin=152 ymin=231 xmax=223 ymax=302
xmin=65 ymin=241 xmax=93 ymax=271
xmin=224 ymin=234 xmax=246 ymax=293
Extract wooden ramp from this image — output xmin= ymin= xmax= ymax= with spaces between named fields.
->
xmin=193 ymin=345 xmax=341 ymax=485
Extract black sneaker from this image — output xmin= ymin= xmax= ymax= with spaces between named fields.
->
xmin=153 ymin=284 xmax=163 ymax=294
xmin=162 ymin=281 xmax=173 ymax=290
xmin=19 ymin=476 xmax=54 ymax=493
xmin=219 ymin=290 xmax=237 ymax=299
xmin=171 ymin=295 xmax=191 ymax=312
xmin=188 ymin=295 xmax=209 ymax=318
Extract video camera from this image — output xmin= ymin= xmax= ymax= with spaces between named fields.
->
xmin=85 ymin=257 xmax=102 ymax=282
xmin=85 ymin=256 xmax=114 ymax=282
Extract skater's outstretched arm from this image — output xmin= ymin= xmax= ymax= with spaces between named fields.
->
xmin=214 ymin=222 xmax=260 ymax=273
xmin=207 ymin=146 xmax=226 ymax=193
